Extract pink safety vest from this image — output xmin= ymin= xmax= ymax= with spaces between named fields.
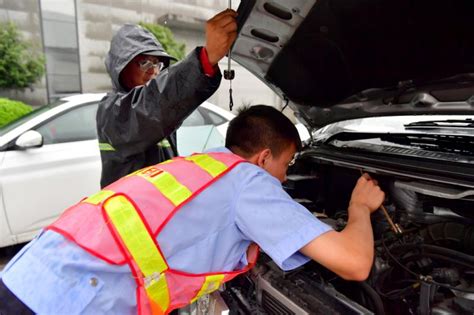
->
xmin=47 ymin=152 xmax=259 ymax=314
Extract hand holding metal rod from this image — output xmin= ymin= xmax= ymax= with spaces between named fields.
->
xmin=223 ymin=0 xmax=235 ymax=111
xmin=359 ymin=169 xmax=403 ymax=234
xmin=380 ymin=204 xmax=403 ymax=234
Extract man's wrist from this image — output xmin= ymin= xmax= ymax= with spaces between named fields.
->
xmin=348 ymin=203 xmax=371 ymax=217
xmin=199 ymin=47 xmax=218 ymax=77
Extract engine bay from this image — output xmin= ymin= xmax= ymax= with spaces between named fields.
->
xmin=222 ymin=149 xmax=474 ymax=315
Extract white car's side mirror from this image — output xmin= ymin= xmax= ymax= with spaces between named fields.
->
xmin=15 ymin=130 xmax=43 ymax=149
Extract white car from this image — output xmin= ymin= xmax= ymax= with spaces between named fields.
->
xmin=0 ymin=93 xmax=235 ymax=248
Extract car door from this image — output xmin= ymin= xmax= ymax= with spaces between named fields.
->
xmin=0 ymin=103 xmax=101 ymax=244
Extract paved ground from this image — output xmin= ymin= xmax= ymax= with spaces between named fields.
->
xmin=0 ymin=257 xmax=8 ymax=271
xmin=0 ymin=244 xmax=24 ymax=271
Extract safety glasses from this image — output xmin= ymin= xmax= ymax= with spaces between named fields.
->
xmin=137 ymin=59 xmax=165 ymax=72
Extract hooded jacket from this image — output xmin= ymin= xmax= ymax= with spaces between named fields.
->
xmin=97 ymin=24 xmax=221 ymax=187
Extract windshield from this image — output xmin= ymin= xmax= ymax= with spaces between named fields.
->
xmin=313 ymin=115 xmax=474 ymax=162
xmin=0 ymin=100 xmax=66 ymax=137
xmin=313 ymin=115 xmax=474 ymax=142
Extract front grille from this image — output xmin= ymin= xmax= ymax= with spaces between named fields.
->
xmin=262 ymin=290 xmax=296 ymax=315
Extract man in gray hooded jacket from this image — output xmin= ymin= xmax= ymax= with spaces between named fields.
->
xmin=97 ymin=9 xmax=237 ymax=187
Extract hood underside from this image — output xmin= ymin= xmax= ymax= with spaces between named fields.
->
xmin=233 ymin=0 xmax=474 ymax=127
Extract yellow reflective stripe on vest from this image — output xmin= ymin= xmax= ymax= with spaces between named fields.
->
xmin=137 ymin=169 xmax=192 ymax=206
xmin=191 ymin=274 xmax=225 ymax=303
xmin=104 ymin=195 xmax=170 ymax=311
xmin=160 ymin=159 xmax=173 ymax=165
xmin=99 ymin=142 xmax=115 ymax=151
xmin=157 ymin=139 xmax=170 ymax=148
xmin=185 ymin=154 xmax=228 ymax=178
xmin=83 ymin=190 xmax=115 ymax=205
xmin=146 ymin=273 xmax=169 ymax=314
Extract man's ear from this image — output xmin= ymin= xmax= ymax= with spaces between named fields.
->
xmin=256 ymin=148 xmax=272 ymax=168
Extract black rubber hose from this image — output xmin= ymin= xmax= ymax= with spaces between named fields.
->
xmin=421 ymin=222 xmax=474 ymax=255
xmin=401 ymin=252 xmax=474 ymax=270
xmin=389 ymin=243 xmax=474 ymax=266
xmin=358 ymin=281 xmax=386 ymax=315
xmin=422 ymin=244 xmax=474 ymax=265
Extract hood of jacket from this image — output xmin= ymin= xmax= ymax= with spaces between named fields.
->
xmin=105 ymin=23 xmax=177 ymax=92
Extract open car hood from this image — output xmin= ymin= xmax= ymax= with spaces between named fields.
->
xmin=233 ymin=0 xmax=474 ymax=128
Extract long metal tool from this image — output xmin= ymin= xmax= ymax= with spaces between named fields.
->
xmin=380 ymin=204 xmax=403 ymax=234
xmin=223 ymin=0 xmax=235 ymax=111
xmin=359 ymin=169 xmax=403 ymax=234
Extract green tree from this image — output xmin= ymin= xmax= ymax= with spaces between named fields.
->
xmin=0 ymin=22 xmax=45 ymax=89
xmin=0 ymin=98 xmax=32 ymax=127
xmin=139 ymin=22 xmax=186 ymax=61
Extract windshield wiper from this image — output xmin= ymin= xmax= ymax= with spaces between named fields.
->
xmin=326 ymin=132 xmax=474 ymax=156
xmin=379 ymin=133 xmax=474 ymax=155
xmin=404 ymin=119 xmax=474 ymax=131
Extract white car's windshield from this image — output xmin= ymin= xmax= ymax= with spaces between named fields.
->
xmin=0 ymin=101 xmax=66 ymax=137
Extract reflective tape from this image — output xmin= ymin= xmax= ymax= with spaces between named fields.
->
xmin=157 ymin=139 xmax=171 ymax=148
xmin=191 ymin=274 xmax=225 ymax=303
xmin=83 ymin=190 xmax=115 ymax=205
xmin=104 ymin=195 xmax=170 ymax=311
xmin=99 ymin=142 xmax=115 ymax=151
xmin=185 ymin=154 xmax=228 ymax=178
xmin=146 ymin=273 xmax=169 ymax=314
xmin=136 ymin=167 xmax=192 ymax=206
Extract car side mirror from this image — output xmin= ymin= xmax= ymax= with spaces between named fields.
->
xmin=15 ymin=130 xmax=43 ymax=149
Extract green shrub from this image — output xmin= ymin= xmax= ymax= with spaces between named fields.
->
xmin=0 ymin=98 xmax=32 ymax=127
xmin=139 ymin=22 xmax=186 ymax=61
xmin=0 ymin=22 xmax=45 ymax=89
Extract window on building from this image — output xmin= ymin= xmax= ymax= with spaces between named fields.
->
xmin=40 ymin=0 xmax=81 ymax=100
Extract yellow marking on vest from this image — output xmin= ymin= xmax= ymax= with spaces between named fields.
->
xmin=136 ymin=167 xmax=192 ymax=206
xmin=146 ymin=273 xmax=170 ymax=314
xmin=191 ymin=274 xmax=225 ymax=303
xmin=98 ymin=142 xmax=115 ymax=151
xmin=104 ymin=195 xmax=170 ymax=310
xmin=157 ymin=139 xmax=171 ymax=148
xmin=185 ymin=154 xmax=228 ymax=178
xmin=160 ymin=159 xmax=173 ymax=165
xmin=82 ymin=190 xmax=115 ymax=205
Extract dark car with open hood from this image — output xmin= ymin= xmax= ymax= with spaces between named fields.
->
xmin=220 ymin=0 xmax=474 ymax=314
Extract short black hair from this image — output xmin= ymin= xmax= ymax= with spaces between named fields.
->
xmin=225 ymin=105 xmax=302 ymax=158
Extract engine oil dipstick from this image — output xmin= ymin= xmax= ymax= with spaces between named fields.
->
xmin=380 ymin=204 xmax=403 ymax=235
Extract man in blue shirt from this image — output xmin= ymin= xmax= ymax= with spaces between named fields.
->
xmin=0 ymin=105 xmax=384 ymax=314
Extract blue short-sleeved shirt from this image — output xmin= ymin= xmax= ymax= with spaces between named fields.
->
xmin=1 ymin=148 xmax=332 ymax=314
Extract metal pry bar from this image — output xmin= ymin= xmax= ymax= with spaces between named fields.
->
xmin=380 ymin=204 xmax=403 ymax=234
xmin=359 ymin=169 xmax=403 ymax=235
xmin=223 ymin=0 xmax=235 ymax=111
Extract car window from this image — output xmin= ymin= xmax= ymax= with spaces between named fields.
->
xmin=35 ymin=103 xmax=98 ymax=144
xmin=202 ymin=108 xmax=227 ymax=126
xmin=0 ymin=105 xmax=55 ymax=137
xmin=181 ymin=109 xmax=206 ymax=127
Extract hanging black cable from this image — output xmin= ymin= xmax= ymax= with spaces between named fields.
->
xmin=382 ymin=234 xmax=474 ymax=294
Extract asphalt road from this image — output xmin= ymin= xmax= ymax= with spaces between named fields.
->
xmin=0 ymin=257 xmax=8 ymax=270
xmin=0 ymin=244 xmax=24 ymax=271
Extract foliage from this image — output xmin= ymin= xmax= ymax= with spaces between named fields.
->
xmin=0 ymin=98 xmax=32 ymax=127
xmin=0 ymin=22 xmax=45 ymax=89
xmin=139 ymin=22 xmax=186 ymax=61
